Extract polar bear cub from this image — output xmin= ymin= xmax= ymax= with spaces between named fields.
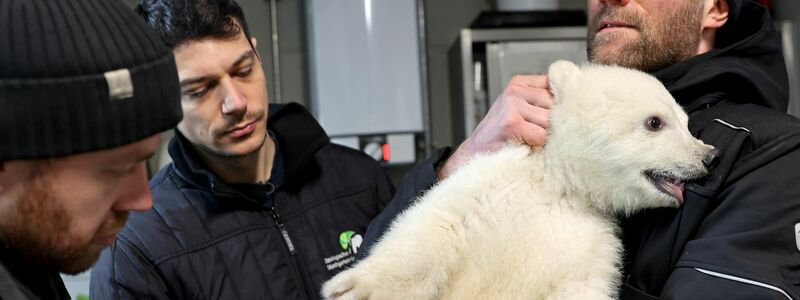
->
xmin=322 ymin=61 xmax=715 ymax=300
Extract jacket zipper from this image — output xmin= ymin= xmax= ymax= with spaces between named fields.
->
xmin=268 ymin=194 xmax=311 ymax=299
xmin=269 ymin=206 xmax=297 ymax=256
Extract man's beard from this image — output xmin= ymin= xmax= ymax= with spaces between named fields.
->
xmin=0 ymin=170 xmax=128 ymax=274
xmin=587 ymin=1 xmax=704 ymax=72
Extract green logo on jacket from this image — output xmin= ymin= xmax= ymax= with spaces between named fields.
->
xmin=339 ymin=230 xmax=356 ymax=250
xmin=324 ymin=230 xmax=363 ymax=271
xmin=339 ymin=230 xmax=364 ymax=254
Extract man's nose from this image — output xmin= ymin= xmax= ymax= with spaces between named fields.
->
xmin=112 ymin=163 xmax=153 ymax=212
xmin=220 ymin=78 xmax=247 ymax=116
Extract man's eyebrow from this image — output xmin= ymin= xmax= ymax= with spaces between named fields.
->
xmin=180 ymin=76 xmax=214 ymax=88
xmin=231 ymin=50 xmax=255 ymax=68
xmin=121 ymin=149 xmax=156 ymax=164
xmin=178 ymin=50 xmax=255 ymax=88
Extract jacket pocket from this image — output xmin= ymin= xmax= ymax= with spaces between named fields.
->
xmin=660 ymin=266 xmax=795 ymax=300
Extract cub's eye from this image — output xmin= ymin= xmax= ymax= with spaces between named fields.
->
xmin=645 ymin=116 xmax=662 ymax=131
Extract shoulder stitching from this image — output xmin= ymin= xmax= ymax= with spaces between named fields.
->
xmin=153 ymin=224 xmax=274 ymax=265
xmin=115 ymin=235 xmax=162 ymax=270
xmin=148 ymin=163 xmax=175 ymax=190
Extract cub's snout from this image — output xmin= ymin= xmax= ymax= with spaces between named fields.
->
xmin=703 ymin=147 xmax=721 ymax=170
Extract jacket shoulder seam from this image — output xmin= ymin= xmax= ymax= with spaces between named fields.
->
xmin=115 ymin=235 xmax=162 ymax=270
xmin=281 ymin=186 xmax=376 ymax=220
xmin=148 ymin=164 xmax=174 ymax=189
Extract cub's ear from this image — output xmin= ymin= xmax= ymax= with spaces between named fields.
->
xmin=548 ymin=60 xmax=580 ymax=102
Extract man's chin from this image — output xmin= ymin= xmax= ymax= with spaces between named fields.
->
xmin=56 ymin=245 xmax=105 ymax=275
xmin=212 ymin=132 xmax=268 ymax=158
xmin=589 ymin=40 xmax=638 ymax=67
xmin=589 ymin=49 xmax=622 ymax=66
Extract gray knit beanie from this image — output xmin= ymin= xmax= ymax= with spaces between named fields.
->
xmin=0 ymin=0 xmax=183 ymax=161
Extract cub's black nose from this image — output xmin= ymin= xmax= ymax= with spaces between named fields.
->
xmin=703 ymin=148 xmax=721 ymax=170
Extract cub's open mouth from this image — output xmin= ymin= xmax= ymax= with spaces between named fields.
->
xmin=644 ymin=170 xmax=686 ymax=205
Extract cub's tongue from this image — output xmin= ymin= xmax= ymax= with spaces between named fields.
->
xmin=663 ymin=181 xmax=685 ymax=206
xmin=648 ymin=171 xmax=687 ymax=206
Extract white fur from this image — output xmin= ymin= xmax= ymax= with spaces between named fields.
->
xmin=322 ymin=61 xmax=714 ymax=300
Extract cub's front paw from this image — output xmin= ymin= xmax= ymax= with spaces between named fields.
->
xmin=321 ymin=268 xmax=375 ymax=300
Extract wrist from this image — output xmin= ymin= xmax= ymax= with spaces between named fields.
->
xmin=436 ymin=145 xmax=467 ymax=180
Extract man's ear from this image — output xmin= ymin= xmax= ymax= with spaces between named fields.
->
xmin=250 ymin=37 xmax=258 ymax=50
xmin=702 ymin=0 xmax=729 ymax=30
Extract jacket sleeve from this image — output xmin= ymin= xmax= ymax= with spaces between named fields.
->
xmin=374 ymin=155 xmax=397 ymax=213
xmin=90 ymin=236 xmax=172 ymax=299
xmin=357 ymin=147 xmax=452 ymax=259
xmin=658 ymin=141 xmax=800 ymax=299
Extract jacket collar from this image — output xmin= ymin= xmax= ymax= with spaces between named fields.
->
xmin=0 ymin=247 xmax=69 ymax=300
xmin=653 ymin=1 xmax=788 ymax=113
xmin=167 ymin=103 xmax=329 ymax=200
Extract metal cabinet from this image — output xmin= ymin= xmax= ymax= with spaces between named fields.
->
xmin=452 ymin=25 xmax=587 ymax=141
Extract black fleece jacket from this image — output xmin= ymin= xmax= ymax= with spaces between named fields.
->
xmin=0 ymin=249 xmax=69 ymax=300
xmin=361 ymin=1 xmax=800 ymax=299
xmin=90 ymin=103 xmax=394 ymax=299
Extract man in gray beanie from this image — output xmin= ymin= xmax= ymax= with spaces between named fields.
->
xmin=0 ymin=0 xmax=182 ymax=298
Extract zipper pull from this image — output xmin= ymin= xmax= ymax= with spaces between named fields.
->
xmin=270 ymin=208 xmax=296 ymax=256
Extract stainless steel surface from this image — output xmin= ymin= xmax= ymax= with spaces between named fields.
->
xmin=782 ymin=21 xmax=800 ymax=117
xmin=496 ymin=0 xmax=558 ymax=11
xmin=458 ymin=27 xmax=586 ymax=138
xmin=772 ymin=0 xmax=800 ymax=116
xmin=486 ymin=40 xmax=586 ymax=103
xmin=307 ymin=0 xmax=424 ymax=136
xmin=417 ymin=0 xmax=432 ymax=156
xmin=270 ymin=0 xmax=283 ymax=104
xmin=459 ymin=28 xmax=475 ymax=139
xmin=470 ymin=27 xmax=586 ymax=42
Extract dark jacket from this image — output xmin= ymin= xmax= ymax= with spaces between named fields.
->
xmin=361 ymin=2 xmax=800 ymax=299
xmin=0 ymin=250 xmax=69 ymax=300
xmin=90 ymin=103 xmax=394 ymax=299
xmin=620 ymin=2 xmax=800 ymax=299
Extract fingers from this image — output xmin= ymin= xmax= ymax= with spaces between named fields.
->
xmin=500 ymin=75 xmax=552 ymax=129
xmin=493 ymin=106 xmax=548 ymax=147
xmin=484 ymin=101 xmax=548 ymax=148
xmin=506 ymin=75 xmax=553 ymax=109
xmin=513 ymin=122 xmax=548 ymax=148
xmin=437 ymin=74 xmax=553 ymax=179
xmin=509 ymin=74 xmax=549 ymax=89
xmin=521 ymin=87 xmax=554 ymax=109
xmin=478 ymin=75 xmax=553 ymax=147
xmin=518 ymin=105 xmax=550 ymax=130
